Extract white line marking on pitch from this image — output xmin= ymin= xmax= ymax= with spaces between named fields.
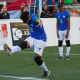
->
xmin=0 ymin=75 xmax=47 ymax=80
xmin=54 ymin=53 xmax=80 ymax=55
xmin=0 ymin=51 xmax=34 ymax=53
xmin=1 ymin=50 xmax=80 ymax=55
xmin=21 ymin=51 xmax=34 ymax=53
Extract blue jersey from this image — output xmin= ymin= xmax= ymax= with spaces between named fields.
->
xmin=29 ymin=14 xmax=47 ymax=42
xmin=56 ymin=10 xmax=70 ymax=31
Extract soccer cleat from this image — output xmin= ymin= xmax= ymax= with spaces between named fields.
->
xmin=66 ymin=56 xmax=70 ymax=60
xmin=42 ymin=70 xmax=50 ymax=77
xmin=4 ymin=43 xmax=11 ymax=56
xmin=56 ymin=56 xmax=63 ymax=60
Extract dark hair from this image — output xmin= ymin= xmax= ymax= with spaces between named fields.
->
xmin=77 ymin=0 xmax=80 ymax=2
xmin=57 ymin=2 xmax=64 ymax=8
xmin=21 ymin=11 xmax=29 ymax=23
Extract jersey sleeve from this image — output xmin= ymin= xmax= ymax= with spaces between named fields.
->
xmin=33 ymin=16 xmax=39 ymax=23
xmin=66 ymin=11 xmax=70 ymax=19
xmin=56 ymin=13 xmax=58 ymax=20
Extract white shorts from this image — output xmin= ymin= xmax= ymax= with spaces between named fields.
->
xmin=58 ymin=30 xmax=70 ymax=41
xmin=24 ymin=37 xmax=45 ymax=56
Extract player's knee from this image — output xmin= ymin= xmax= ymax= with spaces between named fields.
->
xmin=66 ymin=40 xmax=70 ymax=47
xmin=34 ymin=56 xmax=43 ymax=66
xmin=18 ymin=41 xmax=27 ymax=50
xmin=58 ymin=40 xmax=63 ymax=47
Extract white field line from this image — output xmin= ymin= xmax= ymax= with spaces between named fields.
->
xmin=0 ymin=50 xmax=34 ymax=53
xmin=0 ymin=75 xmax=47 ymax=80
xmin=21 ymin=51 xmax=34 ymax=53
xmin=1 ymin=50 xmax=80 ymax=55
xmin=54 ymin=53 xmax=80 ymax=55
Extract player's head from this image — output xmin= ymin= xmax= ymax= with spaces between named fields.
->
xmin=57 ymin=3 xmax=63 ymax=11
xmin=21 ymin=11 xmax=31 ymax=24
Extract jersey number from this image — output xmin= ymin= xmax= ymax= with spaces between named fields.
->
xmin=30 ymin=27 xmax=33 ymax=32
xmin=60 ymin=19 xmax=63 ymax=23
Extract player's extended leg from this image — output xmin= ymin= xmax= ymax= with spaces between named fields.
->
xmin=65 ymin=40 xmax=71 ymax=60
xmin=3 ymin=41 xmax=30 ymax=56
xmin=56 ymin=40 xmax=63 ymax=60
xmin=34 ymin=53 xmax=50 ymax=77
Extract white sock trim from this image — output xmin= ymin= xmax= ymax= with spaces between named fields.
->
xmin=40 ymin=61 xmax=48 ymax=71
xmin=66 ymin=47 xmax=70 ymax=56
xmin=59 ymin=46 xmax=63 ymax=57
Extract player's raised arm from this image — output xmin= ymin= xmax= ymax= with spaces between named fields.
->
xmin=36 ymin=19 xmax=43 ymax=28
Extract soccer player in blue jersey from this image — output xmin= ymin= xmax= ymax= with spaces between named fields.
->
xmin=3 ymin=12 xmax=50 ymax=77
xmin=56 ymin=3 xmax=71 ymax=60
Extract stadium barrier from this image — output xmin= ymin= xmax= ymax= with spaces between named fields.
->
xmin=0 ymin=17 xmax=80 ymax=50
xmin=41 ymin=17 xmax=80 ymax=47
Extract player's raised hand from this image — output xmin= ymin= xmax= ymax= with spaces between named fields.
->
xmin=36 ymin=19 xmax=42 ymax=28
xmin=36 ymin=23 xmax=42 ymax=28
